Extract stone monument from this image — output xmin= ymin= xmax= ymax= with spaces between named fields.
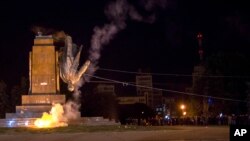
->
xmin=0 ymin=34 xmax=65 ymax=127
xmin=0 ymin=33 xmax=119 ymax=127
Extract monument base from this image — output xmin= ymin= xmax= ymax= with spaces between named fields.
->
xmin=0 ymin=35 xmax=68 ymax=128
xmin=0 ymin=118 xmax=36 ymax=127
xmin=0 ymin=93 xmax=66 ymax=127
xmin=0 ymin=117 xmax=120 ymax=127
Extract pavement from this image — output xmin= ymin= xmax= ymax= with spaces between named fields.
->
xmin=0 ymin=126 xmax=229 ymax=141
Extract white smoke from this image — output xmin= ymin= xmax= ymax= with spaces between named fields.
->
xmin=63 ymin=78 xmax=84 ymax=120
xmin=64 ymin=100 xmax=81 ymax=120
xmin=85 ymin=0 xmax=165 ymax=81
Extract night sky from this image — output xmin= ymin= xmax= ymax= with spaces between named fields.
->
xmin=0 ymin=0 xmax=249 ymax=87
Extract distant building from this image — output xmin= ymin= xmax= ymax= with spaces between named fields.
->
xmin=136 ymin=74 xmax=153 ymax=107
xmin=95 ymin=84 xmax=115 ymax=95
xmin=136 ymin=75 xmax=153 ymax=95
xmin=192 ymin=65 xmax=205 ymax=88
xmin=162 ymin=97 xmax=175 ymax=116
xmin=136 ymin=72 xmax=163 ymax=108
xmin=185 ymin=32 xmax=209 ymax=117
xmin=153 ymin=90 xmax=163 ymax=107
xmin=117 ymin=96 xmax=146 ymax=105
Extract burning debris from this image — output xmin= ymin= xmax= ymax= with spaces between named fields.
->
xmin=34 ymin=103 xmax=67 ymax=128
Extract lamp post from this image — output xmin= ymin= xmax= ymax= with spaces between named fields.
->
xmin=180 ymin=104 xmax=187 ymax=125
xmin=180 ymin=104 xmax=187 ymax=116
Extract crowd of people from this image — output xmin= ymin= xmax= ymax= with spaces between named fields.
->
xmin=125 ymin=114 xmax=250 ymax=126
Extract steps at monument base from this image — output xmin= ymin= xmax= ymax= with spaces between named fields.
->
xmin=16 ymin=105 xmax=52 ymax=113
xmin=0 ymin=118 xmax=36 ymax=127
xmin=6 ymin=112 xmax=43 ymax=119
xmin=0 ymin=117 xmax=121 ymax=127
xmin=22 ymin=94 xmax=65 ymax=105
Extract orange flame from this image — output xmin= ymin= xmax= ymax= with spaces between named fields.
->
xmin=34 ymin=103 xmax=68 ymax=128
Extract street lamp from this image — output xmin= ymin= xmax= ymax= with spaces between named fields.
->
xmin=180 ymin=104 xmax=187 ymax=116
xmin=180 ymin=104 xmax=186 ymax=110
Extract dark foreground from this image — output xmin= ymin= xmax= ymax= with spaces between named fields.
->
xmin=0 ymin=126 xmax=229 ymax=141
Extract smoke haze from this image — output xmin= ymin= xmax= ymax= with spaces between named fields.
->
xmin=86 ymin=0 xmax=166 ymax=81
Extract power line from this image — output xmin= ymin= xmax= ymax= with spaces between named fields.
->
xmin=89 ymin=80 xmax=173 ymax=86
xmin=84 ymin=74 xmax=248 ymax=103
xmin=89 ymin=80 xmax=135 ymax=84
xmin=98 ymin=68 xmax=250 ymax=78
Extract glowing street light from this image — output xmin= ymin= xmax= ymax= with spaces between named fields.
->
xmin=183 ymin=111 xmax=187 ymax=116
xmin=180 ymin=104 xmax=186 ymax=110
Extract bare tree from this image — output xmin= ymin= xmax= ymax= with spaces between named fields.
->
xmin=0 ymin=80 xmax=7 ymax=118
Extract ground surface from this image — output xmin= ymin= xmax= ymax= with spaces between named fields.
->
xmin=0 ymin=125 xmax=229 ymax=141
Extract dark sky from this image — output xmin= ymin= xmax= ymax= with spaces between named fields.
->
xmin=0 ymin=0 xmax=249 ymax=86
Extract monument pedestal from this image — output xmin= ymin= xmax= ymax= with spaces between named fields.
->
xmin=0 ymin=35 xmax=66 ymax=127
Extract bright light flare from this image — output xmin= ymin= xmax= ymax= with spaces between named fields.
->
xmin=180 ymin=104 xmax=185 ymax=110
xmin=34 ymin=103 xmax=68 ymax=128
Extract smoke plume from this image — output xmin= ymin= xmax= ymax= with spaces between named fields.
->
xmin=85 ymin=0 xmax=166 ymax=81
xmin=64 ymin=73 xmax=87 ymax=119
